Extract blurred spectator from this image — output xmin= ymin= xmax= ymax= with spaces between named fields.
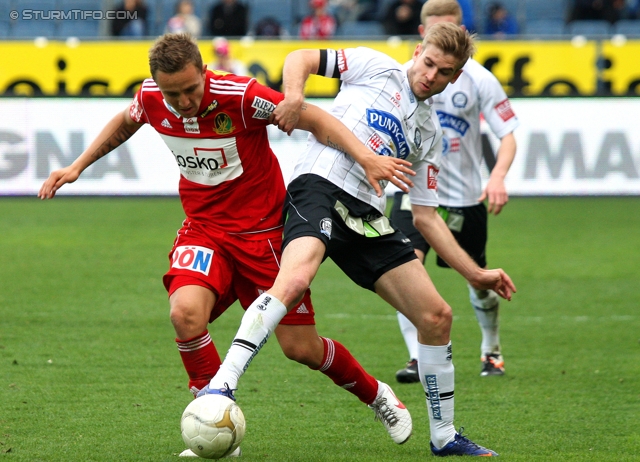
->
xmin=299 ymin=0 xmax=337 ymax=39
xmin=209 ymin=37 xmax=248 ymax=76
xmin=112 ymin=0 xmax=148 ymax=37
xmin=382 ymin=0 xmax=422 ymax=36
xmin=457 ymin=0 xmax=476 ymax=32
xmin=485 ymin=2 xmax=518 ymax=36
xmin=331 ymin=0 xmax=379 ymax=22
xmin=165 ymin=0 xmax=202 ymax=37
xmin=254 ymin=16 xmax=285 ymax=37
xmin=568 ymin=0 xmax=625 ymax=24
xmin=208 ymin=0 xmax=248 ymax=37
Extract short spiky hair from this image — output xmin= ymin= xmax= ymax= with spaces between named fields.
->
xmin=422 ymin=21 xmax=476 ymax=70
xmin=420 ymin=0 xmax=463 ymax=26
xmin=148 ymin=33 xmax=203 ymax=79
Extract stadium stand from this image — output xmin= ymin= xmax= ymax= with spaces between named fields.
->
xmin=567 ymin=19 xmax=612 ymax=37
xmin=248 ymin=0 xmax=294 ymax=35
xmin=336 ymin=20 xmax=385 ymax=37
xmin=523 ymin=19 xmax=568 ymax=37
xmin=523 ymin=0 xmax=570 ymax=22
xmin=613 ymin=19 xmax=640 ymax=37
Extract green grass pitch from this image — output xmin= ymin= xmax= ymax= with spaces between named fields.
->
xmin=0 ymin=196 xmax=638 ymax=461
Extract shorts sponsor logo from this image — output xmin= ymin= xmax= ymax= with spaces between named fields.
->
xmin=425 ymin=374 xmax=442 ymax=420
xmin=213 ymin=112 xmax=235 ymax=134
xmin=251 ymin=96 xmax=276 ymax=119
xmin=320 ymin=217 xmax=332 ymax=239
xmin=428 ymin=165 xmax=439 ymax=190
xmin=337 ymin=49 xmax=348 ymax=73
xmin=495 ymin=98 xmax=515 ymax=121
xmin=452 ymin=91 xmax=468 ymax=108
xmin=366 ymin=108 xmax=409 ymax=159
xmin=436 ymin=111 xmax=470 ymax=136
xmin=171 ymin=246 xmax=213 ymax=276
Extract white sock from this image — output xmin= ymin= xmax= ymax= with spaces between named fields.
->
xmin=397 ymin=311 xmax=419 ymax=360
xmin=418 ymin=342 xmax=456 ymax=449
xmin=468 ymin=285 xmax=501 ymax=355
xmin=209 ymin=293 xmax=288 ymax=390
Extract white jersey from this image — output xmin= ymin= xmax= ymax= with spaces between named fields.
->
xmin=432 ymin=58 xmax=519 ymax=207
xmin=291 ymin=47 xmax=442 ymax=215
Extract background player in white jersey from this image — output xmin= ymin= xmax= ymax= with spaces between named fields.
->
xmin=393 ymin=0 xmax=519 ymax=383
xmin=201 ymin=23 xmax=516 ymax=456
xmin=37 ymin=33 xmax=418 ymax=454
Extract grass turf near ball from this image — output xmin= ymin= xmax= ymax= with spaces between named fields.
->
xmin=181 ymin=394 xmax=246 ymax=459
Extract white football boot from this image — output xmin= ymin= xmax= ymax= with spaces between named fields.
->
xmin=368 ymin=381 xmax=412 ymax=444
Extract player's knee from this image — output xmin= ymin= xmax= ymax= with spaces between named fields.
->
xmin=414 ymin=302 xmax=452 ymax=334
xmin=169 ymin=301 xmax=207 ymax=334
xmin=467 ymin=285 xmax=499 ymax=310
xmin=279 ymin=338 xmax=321 ymax=368
xmin=279 ymin=274 xmax=312 ymax=307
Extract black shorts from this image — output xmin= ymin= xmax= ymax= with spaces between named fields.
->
xmin=283 ymin=175 xmax=417 ymax=291
xmin=389 ymin=191 xmax=488 ymax=268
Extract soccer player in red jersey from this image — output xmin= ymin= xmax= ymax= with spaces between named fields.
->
xmin=38 ymin=33 xmax=417 ymax=452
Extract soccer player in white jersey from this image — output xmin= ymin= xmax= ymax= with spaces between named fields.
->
xmin=201 ymin=23 xmax=516 ymax=456
xmin=393 ymin=0 xmax=519 ymax=383
xmin=37 ymin=33 xmax=419 ymax=455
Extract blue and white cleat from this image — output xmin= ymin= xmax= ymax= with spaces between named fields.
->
xmin=431 ymin=430 xmax=498 ymax=457
xmin=195 ymin=382 xmax=237 ymax=401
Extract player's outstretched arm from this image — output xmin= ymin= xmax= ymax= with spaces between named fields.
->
xmin=478 ymin=131 xmax=516 ymax=215
xmin=296 ymin=103 xmax=415 ymax=196
xmin=38 ymin=107 xmax=143 ymax=200
xmin=412 ymin=204 xmax=516 ymax=300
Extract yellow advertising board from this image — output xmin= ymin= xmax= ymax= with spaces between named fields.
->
xmin=0 ymin=38 xmax=637 ymax=97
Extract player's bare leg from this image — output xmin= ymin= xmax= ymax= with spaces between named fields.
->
xmin=170 ymin=285 xmax=221 ymax=395
xmin=275 ymin=324 xmax=412 ymax=444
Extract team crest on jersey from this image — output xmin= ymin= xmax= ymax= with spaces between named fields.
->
xmin=199 ymin=100 xmax=218 ymax=118
xmin=436 ymin=111 xmax=470 ymax=136
xmin=183 ymin=117 xmax=200 ymax=134
xmin=366 ymin=109 xmax=409 ymax=159
xmin=171 ymin=246 xmax=213 ymax=276
xmin=213 ymin=112 xmax=235 ymax=134
xmin=495 ymin=98 xmax=515 ymax=121
xmin=130 ymin=97 xmax=142 ymax=123
xmin=337 ymin=49 xmax=348 ymax=73
xmin=452 ymin=91 xmax=468 ymax=108
xmin=319 ymin=218 xmax=332 ymax=239
xmin=427 ymin=165 xmax=439 ymax=190
xmin=414 ymin=128 xmax=422 ymax=148
xmin=251 ymin=97 xmax=276 ymax=119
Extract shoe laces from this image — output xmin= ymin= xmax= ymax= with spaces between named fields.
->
xmin=220 ymin=382 xmax=237 ymax=399
xmin=371 ymin=397 xmax=398 ymax=427
xmin=455 ymin=427 xmax=483 ymax=450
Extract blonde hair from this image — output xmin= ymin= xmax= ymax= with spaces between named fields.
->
xmin=148 ymin=33 xmax=203 ymax=79
xmin=422 ymin=22 xmax=476 ymax=70
xmin=420 ymin=0 xmax=463 ymax=26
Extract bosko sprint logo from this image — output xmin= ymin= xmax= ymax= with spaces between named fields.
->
xmin=366 ymin=109 xmax=409 ymax=159
xmin=171 ymin=246 xmax=214 ymax=276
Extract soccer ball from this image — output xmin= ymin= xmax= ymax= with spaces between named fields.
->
xmin=181 ymin=394 xmax=246 ymax=459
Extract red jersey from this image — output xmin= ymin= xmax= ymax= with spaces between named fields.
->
xmin=130 ymin=70 xmax=285 ymax=234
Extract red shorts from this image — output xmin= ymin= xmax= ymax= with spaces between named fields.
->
xmin=163 ymin=220 xmax=315 ymax=325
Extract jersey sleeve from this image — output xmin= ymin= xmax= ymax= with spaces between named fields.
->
xmin=129 ymin=89 xmax=149 ymax=125
xmin=477 ymin=73 xmax=519 ymax=139
xmin=408 ymin=137 xmax=441 ymax=209
xmin=317 ymin=47 xmax=397 ymax=84
xmin=243 ymin=79 xmax=284 ymax=129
